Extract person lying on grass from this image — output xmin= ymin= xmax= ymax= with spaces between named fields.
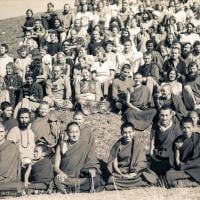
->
xmin=166 ymin=117 xmax=200 ymax=187
xmin=24 ymin=144 xmax=54 ymax=194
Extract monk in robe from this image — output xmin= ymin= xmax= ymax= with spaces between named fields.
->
xmin=106 ymin=122 xmax=149 ymax=190
xmin=31 ymin=101 xmax=60 ymax=148
xmin=124 ymin=73 xmax=157 ymax=131
xmin=149 ymin=105 xmax=182 ymax=177
xmin=166 ymin=117 xmax=200 ymax=187
xmin=0 ymin=123 xmax=24 ymax=195
xmin=54 ymin=122 xmax=104 ymax=193
xmin=73 ymin=111 xmax=95 ymax=145
xmin=24 ymin=144 xmax=54 ymax=193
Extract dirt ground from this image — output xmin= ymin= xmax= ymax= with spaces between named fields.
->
xmin=12 ymin=187 xmax=200 ymax=200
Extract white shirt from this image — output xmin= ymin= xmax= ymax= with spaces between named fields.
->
xmin=0 ymin=54 xmax=13 ymax=77
xmin=7 ymin=125 xmax=35 ymax=165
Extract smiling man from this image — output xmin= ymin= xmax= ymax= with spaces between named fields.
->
xmin=107 ymin=122 xmax=147 ymax=190
xmin=149 ymin=105 xmax=182 ymax=176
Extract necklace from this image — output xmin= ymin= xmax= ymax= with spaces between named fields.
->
xmin=20 ymin=129 xmax=30 ymax=148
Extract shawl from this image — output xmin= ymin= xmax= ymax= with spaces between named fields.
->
xmin=153 ymin=123 xmax=182 ymax=165
xmin=60 ymin=134 xmax=99 ymax=178
xmin=107 ymin=137 xmax=146 ymax=175
xmin=129 ymin=85 xmax=153 ymax=109
xmin=30 ymin=157 xmax=54 ymax=184
xmin=0 ymin=141 xmax=21 ymax=183
xmin=179 ymin=133 xmax=200 ymax=183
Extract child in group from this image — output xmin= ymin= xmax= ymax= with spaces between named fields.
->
xmin=24 ymin=144 xmax=54 ymax=194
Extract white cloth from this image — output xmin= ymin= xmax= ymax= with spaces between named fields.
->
xmin=0 ymin=54 xmax=13 ymax=77
xmin=7 ymin=124 xmax=35 ymax=165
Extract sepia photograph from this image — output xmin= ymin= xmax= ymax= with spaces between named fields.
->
xmin=0 ymin=0 xmax=200 ymax=199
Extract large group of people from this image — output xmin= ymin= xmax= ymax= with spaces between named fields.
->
xmin=0 ymin=0 xmax=200 ymax=197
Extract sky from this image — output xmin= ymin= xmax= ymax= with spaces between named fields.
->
xmin=0 ymin=0 xmax=75 ymax=20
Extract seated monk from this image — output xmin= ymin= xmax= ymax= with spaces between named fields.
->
xmin=149 ymin=105 xmax=182 ymax=177
xmin=106 ymin=122 xmax=149 ymax=190
xmin=124 ymin=73 xmax=157 ymax=131
xmin=0 ymin=123 xmax=24 ymax=196
xmin=166 ymin=117 xmax=200 ymax=188
xmin=73 ymin=111 xmax=95 ymax=145
xmin=24 ymin=144 xmax=54 ymax=193
xmin=31 ymin=101 xmax=60 ymax=149
xmin=54 ymin=122 xmax=104 ymax=193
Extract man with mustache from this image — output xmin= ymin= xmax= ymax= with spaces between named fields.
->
xmin=183 ymin=61 xmax=200 ymax=110
xmin=7 ymin=108 xmax=35 ymax=167
xmin=155 ymin=83 xmax=187 ymax=124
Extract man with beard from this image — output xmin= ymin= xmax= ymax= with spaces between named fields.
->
xmin=163 ymin=47 xmax=187 ymax=81
xmin=180 ymin=23 xmax=200 ymax=46
xmin=155 ymin=83 xmax=187 ymax=124
xmin=191 ymin=41 xmax=200 ymax=69
xmin=7 ymin=108 xmax=35 ymax=166
xmin=112 ymin=64 xmax=134 ymax=113
xmin=183 ymin=62 xmax=200 ymax=110
xmin=58 ymin=3 xmax=74 ymax=35
xmin=181 ymin=42 xmax=193 ymax=67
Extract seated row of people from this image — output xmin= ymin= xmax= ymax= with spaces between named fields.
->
xmin=0 ymin=104 xmax=199 ymax=196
